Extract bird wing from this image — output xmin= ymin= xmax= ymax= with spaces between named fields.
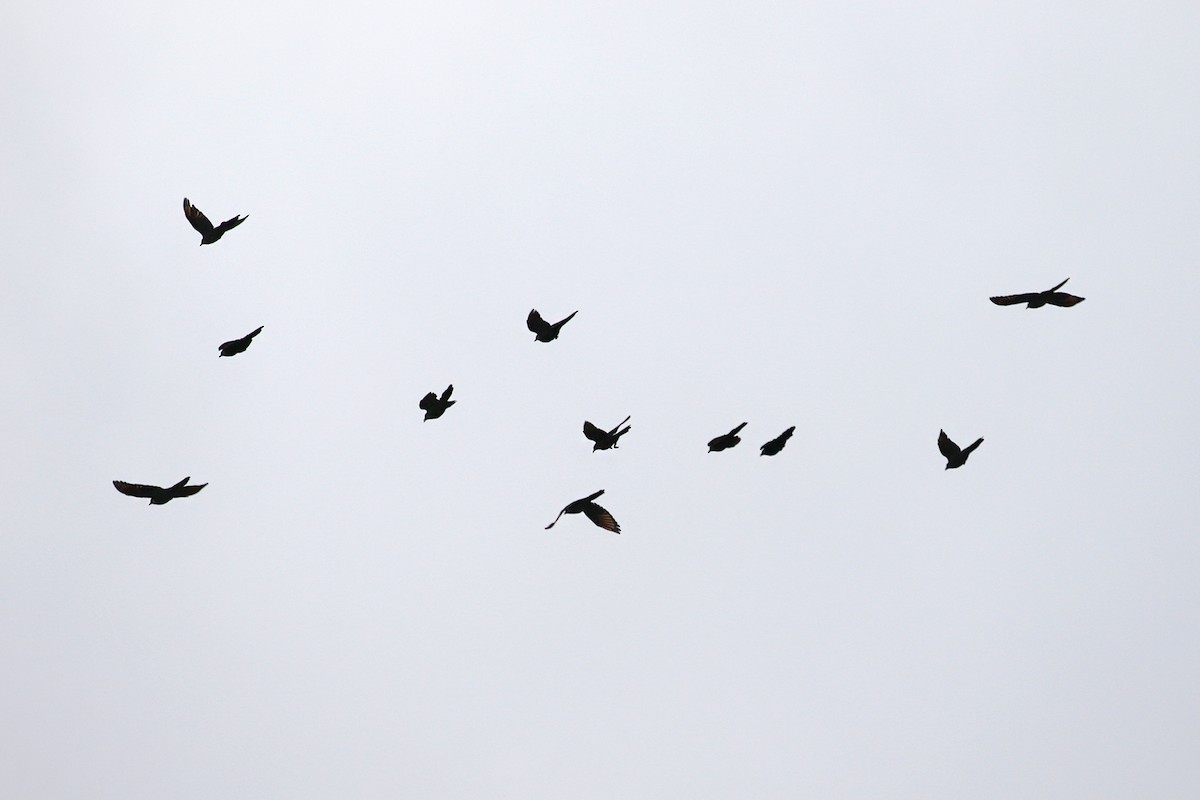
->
xmin=552 ymin=310 xmax=579 ymax=329
xmin=582 ymin=502 xmax=620 ymax=533
xmin=113 ymin=480 xmax=159 ymax=498
xmin=245 ymin=326 xmax=264 ymax=340
xmin=961 ymin=438 xmax=984 ymax=458
xmin=937 ymin=430 xmax=961 ymax=459
xmin=419 ymin=392 xmax=437 ymax=411
xmin=989 ymin=293 xmax=1039 ymax=306
xmin=1045 ymin=293 xmax=1085 ymax=307
xmin=183 ymin=198 xmax=215 ymax=236
xmin=527 ymin=309 xmax=549 ymax=335
xmin=215 ymin=215 xmax=247 ymax=235
xmin=441 ymin=384 xmax=454 ymax=401
xmin=583 ymin=421 xmax=606 ymax=443
xmin=170 ymin=482 xmax=207 ymax=498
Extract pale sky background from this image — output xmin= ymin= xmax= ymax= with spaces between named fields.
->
xmin=3 ymin=1 xmax=1199 ymax=797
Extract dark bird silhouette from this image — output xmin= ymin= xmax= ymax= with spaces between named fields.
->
xmin=990 ymin=278 xmax=1085 ymax=308
xmin=938 ymin=429 xmax=984 ymax=469
xmin=527 ymin=309 xmax=578 ymax=342
xmin=708 ymin=422 xmax=747 ymax=452
xmin=218 ymin=326 xmax=263 ymax=357
xmin=183 ymin=197 xmax=248 ymax=245
xmin=583 ymin=416 xmax=632 ymax=451
xmin=759 ymin=426 xmax=795 ymax=456
xmin=113 ymin=477 xmax=207 ymax=505
xmin=545 ymin=489 xmax=620 ymax=533
xmin=419 ymin=384 xmax=455 ymax=421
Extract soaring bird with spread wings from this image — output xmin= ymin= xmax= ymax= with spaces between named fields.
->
xmin=545 ymin=490 xmax=620 ymax=533
xmin=759 ymin=426 xmax=795 ymax=456
xmin=708 ymin=422 xmax=747 ymax=452
xmin=990 ymin=278 xmax=1084 ymax=308
xmin=527 ymin=309 xmax=578 ymax=342
xmin=113 ymin=477 xmax=207 ymax=505
xmin=938 ymin=430 xmax=984 ymax=470
xmin=583 ymin=416 xmax=631 ymax=451
xmin=219 ymin=326 xmax=263 ymax=357
xmin=183 ymin=197 xmax=248 ymax=245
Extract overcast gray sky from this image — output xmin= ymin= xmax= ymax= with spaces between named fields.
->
xmin=3 ymin=1 xmax=1199 ymax=797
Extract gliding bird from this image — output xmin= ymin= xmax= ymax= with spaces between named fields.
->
xmin=545 ymin=489 xmax=620 ymax=533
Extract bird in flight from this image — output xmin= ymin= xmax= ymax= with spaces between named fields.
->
xmin=527 ymin=309 xmax=578 ymax=342
xmin=938 ymin=430 xmax=984 ymax=469
xmin=183 ymin=197 xmax=248 ymax=245
xmin=989 ymin=278 xmax=1085 ymax=308
xmin=219 ymin=326 xmax=263 ymax=357
xmin=759 ymin=426 xmax=795 ymax=456
xmin=113 ymin=477 xmax=207 ymax=505
xmin=545 ymin=489 xmax=620 ymax=533
xmin=708 ymin=422 xmax=747 ymax=452
xmin=420 ymin=384 xmax=455 ymax=421
xmin=583 ymin=416 xmax=632 ymax=451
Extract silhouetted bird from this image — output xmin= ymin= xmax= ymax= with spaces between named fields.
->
xmin=990 ymin=278 xmax=1084 ymax=308
xmin=183 ymin=197 xmax=248 ymax=245
xmin=545 ymin=489 xmax=620 ymax=533
xmin=760 ymin=426 xmax=795 ymax=456
xmin=419 ymin=384 xmax=455 ymax=421
xmin=938 ymin=429 xmax=984 ymax=469
xmin=113 ymin=477 xmax=207 ymax=505
xmin=583 ymin=416 xmax=632 ymax=451
xmin=708 ymin=422 xmax=747 ymax=452
xmin=527 ymin=309 xmax=578 ymax=342
xmin=218 ymin=326 xmax=263 ymax=357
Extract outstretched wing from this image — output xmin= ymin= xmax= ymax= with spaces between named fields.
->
xmin=1045 ymin=293 xmax=1085 ymax=307
xmin=937 ymin=430 xmax=961 ymax=459
xmin=527 ymin=309 xmax=550 ymax=335
xmin=183 ymin=198 xmax=215 ymax=236
xmin=215 ymin=215 xmax=248 ymax=235
xmin=419 ymin=392 xmax=437 ymax=411
xmin=170 ymin=482 xmax=207 ymax=498
xmin=113 ymin=480 xmax=159 ymax=498
xmin=583 ymin=421 xmax=605 ymax=444
xmin=582 ymin=502 xmax=620 ymax=533
xmin=440 ymin=384 xmax=454 ymax=402
xmin=960 ymin=438 xmax=984 ymax=459
xmin=989 ymin=293 xmax=1039 ymax=306
xmin=245 ymin=326 xmax=264 ymax=340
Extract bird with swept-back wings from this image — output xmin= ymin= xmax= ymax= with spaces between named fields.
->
xmin=183 ymin=197 xmax=248 ymax=245
xmin=419 ymin=384 xmax=455 ymax=421
xmin=583 ymin=416 xmax=631 ymax=451
xmin=759 ymin=426 xmax=795 ymax=456
xmin=113 ymin=476 xmax=207 ymax=505
xmin=219 ymin=326 xmax=263 ymax=357
xmin=545 ymin=489 xmax=620 ymax=533
xmin=938 ymin=430 xmax=983 ymax=469
xmin=527 ymin=309 xmax=578 ymax=342
xmin=990 ymin=278 xmax=1084 ymax=308
xmin=708 ymin=422 xmax=747 ymax=452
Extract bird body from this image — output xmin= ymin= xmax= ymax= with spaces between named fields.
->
xmin=708 ymin=422 xmax=747 ymax=452
xmin=218 ymin=326 xmax=263 ymax=357
xmin=184 ymin=197 xmax=247 ymax=245
xmin=990 ymin=278 xmax=1084 ymax=308
xmin=420 ymin=384 xmax=456 ymax=420
xmin=527 ymin=309 xmax=578 ymax=342
xmin=583 ymin=416 xmax=632 ymax=451
xmin=938 ymin=430 xmax=983 ymax=469
xmin=759 ymin=426 xmax=795 ymax=456
xmin=113 ymin=476 xmax=206 ymax=504
xmin=545 ymin=489 xmax=620 ymax=533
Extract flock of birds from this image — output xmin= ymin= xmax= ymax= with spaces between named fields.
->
xmin=112 ymin=199 xmax=1088 ymax=533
